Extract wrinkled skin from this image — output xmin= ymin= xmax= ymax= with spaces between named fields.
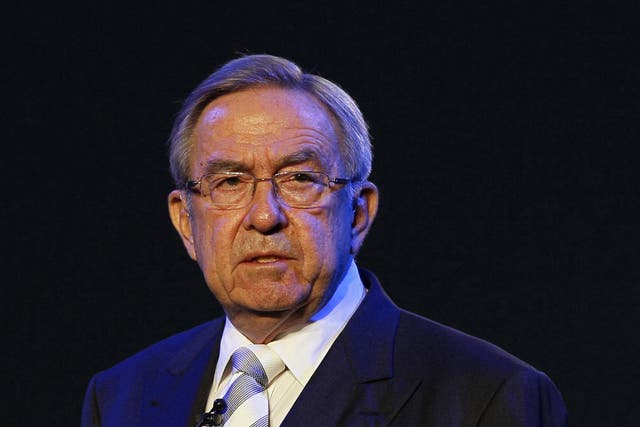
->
xmin=169 ymin=86 xmax=378 ymax=343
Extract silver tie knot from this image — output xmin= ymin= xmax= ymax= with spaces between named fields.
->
xmin=220 ymin=345 xmax=286 ymax=426
xmin=231 ymin=345 xmax=285 ymax=388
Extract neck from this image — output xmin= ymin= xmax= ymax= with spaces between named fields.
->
xmin=227 ymin=306 xmax=312 ymax=344
xmin=226 ymin=262 xmax=355 ymax=343
xmin=227 ymin=278 xmax=342 ymax=343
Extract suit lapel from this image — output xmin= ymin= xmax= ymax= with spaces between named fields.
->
xmin=140 ymin=319 xmax=224 ymax=427
xmin=282 ymin=269 xmax=421 ymax=426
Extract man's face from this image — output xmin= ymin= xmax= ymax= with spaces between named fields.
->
xmin=169 ymin=87 xmax=375 ymax=336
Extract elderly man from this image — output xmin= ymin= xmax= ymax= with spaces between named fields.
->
xmin=82 ymin=54 xmax=567 ymax=426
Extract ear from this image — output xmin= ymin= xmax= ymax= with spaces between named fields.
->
xmin=168 ymin=189 xmax=197 ymax=261
xmin=350 ymin=181 xmax=379 ymax=254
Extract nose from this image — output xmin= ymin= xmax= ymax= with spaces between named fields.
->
xmin=242 ymin=179 xmax=288 ymax=233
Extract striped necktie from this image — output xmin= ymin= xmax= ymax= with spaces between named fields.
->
xmin=221 ymin=345 xmax=285 ymax=427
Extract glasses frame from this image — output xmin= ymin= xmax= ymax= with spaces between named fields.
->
xmin=185 ymin=170 xmax=352 ymax=209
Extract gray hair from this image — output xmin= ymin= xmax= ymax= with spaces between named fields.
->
xmin=167 ymin=54 xmax=372 ymax=188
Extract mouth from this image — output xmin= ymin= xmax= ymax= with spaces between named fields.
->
xmin=251 ymin=256 xmax=282 ymax=263
xmin=242 ymin=253 xmax=291 ymax=264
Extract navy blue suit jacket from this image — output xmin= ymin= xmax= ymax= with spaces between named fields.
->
xmin=82 ymin=269 xmax=568 ymax=426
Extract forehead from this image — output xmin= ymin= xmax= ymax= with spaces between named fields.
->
xmin=191 ymin=87 xmax=341 ymax=170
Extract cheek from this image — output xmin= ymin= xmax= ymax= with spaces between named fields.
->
xmin=193 ymin=217 xmax=238 ymax=277
xmin=296 ymin=209 xmax=352 ymax=272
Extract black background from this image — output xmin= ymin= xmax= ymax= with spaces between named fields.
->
xmin=6 ymin=3 xmax=639 ymax=426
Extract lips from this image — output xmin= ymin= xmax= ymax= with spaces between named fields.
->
xmin=242 ymin=252 xmax=291 ymax=264
xmin=252 ymin=256 xmax=281 ymax=263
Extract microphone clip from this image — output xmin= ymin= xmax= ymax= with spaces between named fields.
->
xmin=196 ymin=398 xmax=227 ymax=427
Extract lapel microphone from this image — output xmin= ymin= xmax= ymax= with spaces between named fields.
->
xmin=196 ymin=398 xmax=227 ymax=427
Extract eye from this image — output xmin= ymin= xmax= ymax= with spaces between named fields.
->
xmin=278 ymin=172 xmax=325 ymax=193
xmin=218 ymin=176 xmax=242 ymax=187
xmin=208 ymin=174 xmax=248 ymax=192
xmin=289 ymin=172 xmax=317 ymax=183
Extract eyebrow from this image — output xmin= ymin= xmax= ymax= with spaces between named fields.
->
xmin=200 ymin=159 xmax=248 ymax=174
xmin=276 ymin=148 xmax=322 ymax=169
xmin=200 ymin=148 xmax=324 ymax=175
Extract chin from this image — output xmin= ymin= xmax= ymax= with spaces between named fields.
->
xmin=243 ymin=289 xmax=311 ymax=314
xmin=250 ymin=296 xmax=306 ymax=313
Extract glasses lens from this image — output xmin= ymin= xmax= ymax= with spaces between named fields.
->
xmin=276 ymin=172 xmax=327 ymax=206
xmin=203 ymin=173 xmax=253 ymax=207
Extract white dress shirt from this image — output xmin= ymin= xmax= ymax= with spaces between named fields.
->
xmin=203 ymin=260 xmax=366 ymax=426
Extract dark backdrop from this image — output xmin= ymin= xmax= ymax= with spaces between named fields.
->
xmin=7 ymin=3 xmax=638 ymax=426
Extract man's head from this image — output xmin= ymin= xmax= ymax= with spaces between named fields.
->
xmin=167 ymin=55 xmax=378 ymax=343
xmin=168 ymin=54 xmax=372 ymax=191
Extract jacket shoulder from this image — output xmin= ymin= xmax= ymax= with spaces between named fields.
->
xmin=392 ymin=310 xmax=567 ymax=425
xmin=396 ymin=309 xmax=535 ymax=377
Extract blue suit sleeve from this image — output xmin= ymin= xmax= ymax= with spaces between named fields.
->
xmin=81 ymin=375 xmax=101 ymax=427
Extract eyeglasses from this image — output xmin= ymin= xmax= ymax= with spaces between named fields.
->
xmin=186 ymin=171 xmax=352 ymax=209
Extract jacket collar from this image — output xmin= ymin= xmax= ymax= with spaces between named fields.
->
xmin=337 ymin=268 xmax=400 ymax=382
xmin=282 ymin=268 xmax=420 ymax=426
